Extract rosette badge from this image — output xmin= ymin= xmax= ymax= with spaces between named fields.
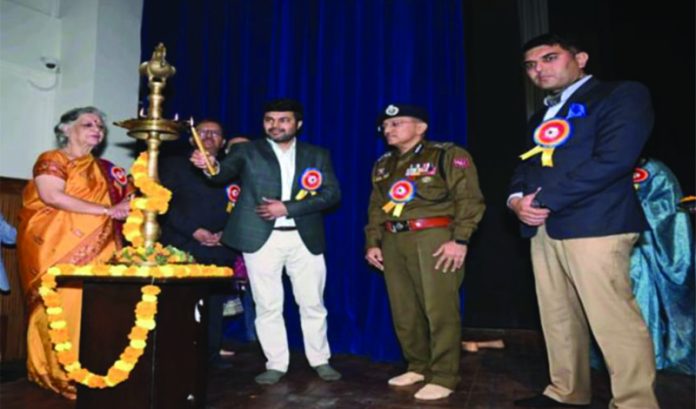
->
xmin=295 ymin=168 xmax=323 ymax=200
xmin=633 ymin=167 xmax=649 ymax=190
xmin=382 ymin=179 xmax=416 ymax=218
xmin=226 ymin=184 xmax=241 ymax=212
xmin=519 ymin=118 xmax=572 ymax=167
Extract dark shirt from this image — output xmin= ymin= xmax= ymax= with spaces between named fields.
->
xmin=158 ymin=153 xmax=237 ymax=266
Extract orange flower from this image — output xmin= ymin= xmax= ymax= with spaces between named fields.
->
xmin=87 ymin=376 xmax=107 ymax=388
xmin=123 ymin=266 xmax=139 ymax=276
xmin=106 ymin=367 xmax=129 ymax=383
xmin=92 ymin=265 xmax=111 ymax=276
xmin=142 ymin=285 xmax=161 ymax=296
xmin=135 ymin=302 xmax=156 ymax=317
xmin=43 ymin=293 xmax=61 ymax=307
xmin=120 ymin=348 xmax=143 ymax=363
xmin=49 ymin=329 xmax=70 ymax=344
xmin=122 ymin=346 xmax=144 ymax=360
xmin=128 ymin=326 xmax=149 ymax=340
xmin=46 ymin=313 xmax=64 ymax=323
xmin=57 ymin=350 xmax=78 ymax=365
xmin=56 ymin=264 xmax=76 ymax=275
xmin=68 ymin=368 xmax=89 ymax=382
xmin=41 ymin=274 xmax=57 ymax=287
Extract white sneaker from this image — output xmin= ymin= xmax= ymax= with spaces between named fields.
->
xmin=387 ymin=371 xmax=425 ymax=386
xmin=414 ymin=383 xmax=453 ymax=400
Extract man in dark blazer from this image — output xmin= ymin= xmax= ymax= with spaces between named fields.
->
xmin=159 ymin=119 xmax=239 ymax=367
xmin=509 ymin=34 xmax=659 ymax=408
xmin=191 ymin=99 xmax=342 ymax=385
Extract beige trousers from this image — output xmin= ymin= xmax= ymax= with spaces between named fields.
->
xmin=531 ymin=225 xmax=659 ymax=409
xmin=243 ymin=231 xmax=330 ymax=372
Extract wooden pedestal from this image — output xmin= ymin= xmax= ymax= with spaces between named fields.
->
xmin=60 ymin=276 xmax=226 ymax=409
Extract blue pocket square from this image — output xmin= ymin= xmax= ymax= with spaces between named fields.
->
xmin=566 ymin=103 xmax=587 ymax=119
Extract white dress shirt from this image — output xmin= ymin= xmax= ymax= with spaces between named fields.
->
xmin=267 ymin=138 xmax=297 ymax=227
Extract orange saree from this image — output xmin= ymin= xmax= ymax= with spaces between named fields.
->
xmin=17 ymin=150 xmax=129 ymax=398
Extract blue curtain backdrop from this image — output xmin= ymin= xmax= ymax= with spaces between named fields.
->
xmin=141 ymin=0 xmax=468 ymax=362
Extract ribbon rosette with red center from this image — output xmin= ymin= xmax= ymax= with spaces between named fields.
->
xmin=111 ymin=166 xmax=128 ymax=186
xmin=519 ymin=118 xmax=573 ymax=167
xmin=295 ymin=168 xmax=323 ymax=200
xmin=226 ymin=184 xmax=241 ymax=212
xmin=382 ymin=179 xmax=416 ymax=218
xmin=632 ymin=167 xmax=649 ymax=190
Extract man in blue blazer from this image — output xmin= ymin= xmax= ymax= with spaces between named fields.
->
xmin=509 ymin=34 xmax=659 ymax=408
xmin=191 ymin=99 xmax=342 ymax=385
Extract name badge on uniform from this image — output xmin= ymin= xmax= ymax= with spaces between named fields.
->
xmin=382 ymin=179 xmax=416 ymax=218
xmin=295 ymin=168 xmax=323 ymax=200
xmin=519 ymin=118 xmax=572 ymax=167
xmin=226 ymin=184 xmax=241 ymax=213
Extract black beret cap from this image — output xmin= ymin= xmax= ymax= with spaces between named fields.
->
xmin=377 ymin=103 xmax=429 ymax=125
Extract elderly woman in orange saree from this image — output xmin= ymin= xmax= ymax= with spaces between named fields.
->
xmin=18 ymin=106 xmax=132 ymax=399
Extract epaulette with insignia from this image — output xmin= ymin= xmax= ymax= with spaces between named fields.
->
xmin=376 ymin=151 xmax=393 ymax=162
xmin=429 ymin=141 xmax=454 ymax=150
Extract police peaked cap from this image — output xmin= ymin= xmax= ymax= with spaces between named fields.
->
xmin=377 ymin=104 xmax=429 ymax=125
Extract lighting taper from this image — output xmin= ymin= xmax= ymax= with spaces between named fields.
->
xmin=189 ymin=117 xmax=218 ymax=175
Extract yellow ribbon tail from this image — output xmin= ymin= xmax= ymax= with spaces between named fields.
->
xmin=310 ymin=191 xmax=317 ymax=196
xmin=382 ymin=201 xmax=396 ymax=214
xmin=519 ymin=145 xmax=544 ymax=161
xmin=226 ymin=203 xmax=234 ymax=213
xmin=295 ymin=190 xmax=308 ymax=201
xmin=392 ymin=204 xmax=405 ymax=218
xmin=540 ymin=148 xmax=554 ymax=167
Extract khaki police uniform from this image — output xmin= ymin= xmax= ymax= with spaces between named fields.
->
xmin=365 ymin=140 xmax=485 ymax=389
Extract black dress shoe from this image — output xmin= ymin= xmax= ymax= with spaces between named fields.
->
xmin=514 ymin=394 xmax=589 ymax=408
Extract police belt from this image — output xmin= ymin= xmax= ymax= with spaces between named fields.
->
xmin=384 ymin=216 xmax=452 ymax=233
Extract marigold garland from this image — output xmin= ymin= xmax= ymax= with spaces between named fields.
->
xmin=39 ymin=267 xmax=161 ymax=388
xmin=41 ymin=150 xmax=234 ymax=390
xmin=39 ymin=263 xmax=232 ymax=389
xmin=123 ymin=152 xmax=172 ymax=247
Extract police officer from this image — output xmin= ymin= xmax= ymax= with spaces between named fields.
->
xmin=365 ymin=104 xmax=485 ymax=400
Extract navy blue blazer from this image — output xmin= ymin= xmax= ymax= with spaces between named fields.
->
xmin=509 ymin=78 xmax=652 ymax=239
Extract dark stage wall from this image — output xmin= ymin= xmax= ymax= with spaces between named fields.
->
xmin=461 ymin=0 xmax=694 ymax=329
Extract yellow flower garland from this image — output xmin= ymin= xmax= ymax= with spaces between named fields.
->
xmin=122 ymin=152 xmax=172 ymax=247
xmin=39 ymin=266 xmax=160 ymax=388
xmin=39 ymin=151 xmax=234 ymax=389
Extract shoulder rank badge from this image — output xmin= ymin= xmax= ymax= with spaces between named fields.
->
xmin=382 ymin=179 xmax=416 ymax=217
xmin=519 ymin=118 xmax=572 ymax=167
xmin=295 ymin=168 xmax=323 ymax=200
xmin=453 ymin=157 xmax=469 ymax=169
xmin=226 ymin=184 xmax=241 ymax=213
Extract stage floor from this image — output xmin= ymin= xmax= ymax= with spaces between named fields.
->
xmin=1 ymin=329 xmax=693 ymax=408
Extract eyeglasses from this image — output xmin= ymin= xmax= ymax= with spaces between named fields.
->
xmin=79 ymin=122 xmax=105 ymax=132
xmin=198 ymin=129 xmax=222 ymax=137
xmin=381 ymin=119 xmax=417 ymax=130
